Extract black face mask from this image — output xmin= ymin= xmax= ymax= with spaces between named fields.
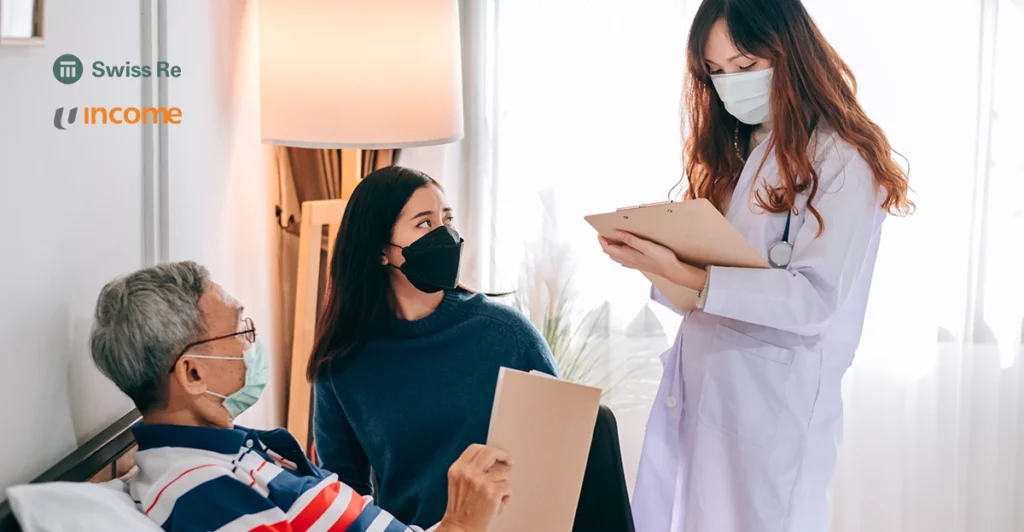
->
xmin=388 ymin=226 xmax=464 ymax=294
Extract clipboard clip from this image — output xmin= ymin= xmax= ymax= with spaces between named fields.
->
xmin=616 ymin=200 xmax=678 ymax=212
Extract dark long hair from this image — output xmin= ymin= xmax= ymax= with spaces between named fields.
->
xmin=683 ymin=0 xmax=913 ymax=235
xmin=307 ymin=166 xmax=441 ymax=382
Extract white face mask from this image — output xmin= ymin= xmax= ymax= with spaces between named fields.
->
xmin=711 ymin=67 xmax=773 ymax=125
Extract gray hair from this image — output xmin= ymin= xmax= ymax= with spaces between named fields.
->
xmin=90 ymin=261 xmax=211 ymax=413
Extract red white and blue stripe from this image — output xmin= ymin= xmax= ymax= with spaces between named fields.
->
xmin=129 ymin=424 xmax=434 ymax=532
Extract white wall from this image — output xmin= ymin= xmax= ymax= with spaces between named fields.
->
xmin=0 ymin=0 xmax=144 ymax=500
xmin=162 ymin=0 xmax=285 ymax=431
xmin=0 ymin=0 xmax=284 ymax=500
xmin=398 ymin=145 xmax=452 ymax=179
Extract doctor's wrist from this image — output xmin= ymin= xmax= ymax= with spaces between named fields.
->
xmin=663 ymin=260 xmax=707 ymax=292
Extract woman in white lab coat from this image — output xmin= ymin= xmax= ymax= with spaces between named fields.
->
xmin=598 ymin=1 xmax=914 ymax=531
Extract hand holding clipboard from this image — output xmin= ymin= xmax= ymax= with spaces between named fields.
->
xmin=586 ymin=198 xmax=769 ymax=311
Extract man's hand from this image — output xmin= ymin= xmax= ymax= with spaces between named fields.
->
xmin=436 ymin=444 xmax=513 ymax=532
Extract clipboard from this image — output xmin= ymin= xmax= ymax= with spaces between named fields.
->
xmin=486 ymin=368 xmax=601 ymax=532
xmin=584 ymin=198 xmax=769 ymax=311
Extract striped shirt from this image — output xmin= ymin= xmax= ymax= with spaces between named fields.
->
xmin=129 ymin=423 xmax=437 ymax=532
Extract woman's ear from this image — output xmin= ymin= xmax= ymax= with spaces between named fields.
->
xmin=383 ymin=242 xmax=400 ymax=266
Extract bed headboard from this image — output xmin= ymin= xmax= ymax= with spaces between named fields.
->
xmin=0 ymin=409 xmax=142 ymax=532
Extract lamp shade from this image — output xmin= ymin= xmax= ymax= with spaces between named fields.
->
xmin=259 ymin=0 xmax=464 ymax=149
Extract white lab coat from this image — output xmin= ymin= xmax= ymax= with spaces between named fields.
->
xmin=632 ymin=126 xmax=886 ymax=532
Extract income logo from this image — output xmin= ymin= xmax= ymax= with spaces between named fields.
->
xmin=53 ymin=54 xmax=84 ymax=85
xmin=53 ymin=107 xmax=78 ymax=130
xmin=52 ymin=106 xmax=183 ymax=130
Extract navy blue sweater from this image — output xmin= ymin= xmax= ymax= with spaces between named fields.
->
xmin=312 ymin=290 xmax=559 ymax=528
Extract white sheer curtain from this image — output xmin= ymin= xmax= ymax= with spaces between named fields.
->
xmin=819 ymin=0 xmax=1024 ymax=530
xmin=475 ymin=0 xmax=1024 ymax=530
xmin=399 ymin=0 xmax=500 ymax=292
xmin=490 ymin=0 xmax=689 ymax=493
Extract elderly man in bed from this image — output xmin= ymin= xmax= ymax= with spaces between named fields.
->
xmin=89 ymin=261 xmax=512 ymax=532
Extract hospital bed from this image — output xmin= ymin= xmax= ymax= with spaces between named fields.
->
xmin=0 ymin=406 xmax=635 ymax=531
xmin=0 ymin=410 xmax=142 ymax=532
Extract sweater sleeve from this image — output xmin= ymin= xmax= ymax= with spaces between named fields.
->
xmin=347 ymin=495 xmax=433 ymax=532
xmin=147 ymin=463 xmax=426 ymax=532
xmin=169 ymin=477 xmax=420 ymax=532
xmin=313 ymin=377 xmax=373 ymax=496
xmin=510 ymin=311 xmax=562 ymax=378
xmin=148 ymin=467 xmax=288 ymax=532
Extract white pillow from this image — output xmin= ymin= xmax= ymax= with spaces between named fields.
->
xmin=6 ymin=480 xmax=161 ymax=532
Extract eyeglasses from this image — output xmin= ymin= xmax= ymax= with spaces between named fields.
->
xmin=168 ymin=317 xmax=256 ymax=373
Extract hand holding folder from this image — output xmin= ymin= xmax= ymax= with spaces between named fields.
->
xmin=486 ymin=368 xmax=601 ymax=532
xmin=585 ymin=198 xmax=769 ymax=311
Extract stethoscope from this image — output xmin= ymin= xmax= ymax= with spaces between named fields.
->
xmin=668 ymin=127 xmax=796 ymax=269
xmin=735 ymin=127 xmax=795 ymax=269
xmin=767 ymin=209 xmax=793 ymax=268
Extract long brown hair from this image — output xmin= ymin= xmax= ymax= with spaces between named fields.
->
xmin=683 ymin=0 xmax=913 ymax=233
xmin=308 ymin=166 xmax=442 ymax=382
xmin=307 ymin=166 xmax=486 ymax=382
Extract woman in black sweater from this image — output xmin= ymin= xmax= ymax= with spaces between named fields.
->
xmin=310 ymin=166 xmax=559 ymax=528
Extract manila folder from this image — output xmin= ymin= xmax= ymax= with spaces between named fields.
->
xmin=486 ymin=367 xmax=602 ymax=532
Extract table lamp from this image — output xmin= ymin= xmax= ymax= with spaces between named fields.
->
xmin=259 ymin=0 xmax=464 ymax=451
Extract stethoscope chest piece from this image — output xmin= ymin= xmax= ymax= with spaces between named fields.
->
xmin=768 ymin=240 xmax=794 ymax=269
xmin=767 ymin=209 xmax=794 ymax=269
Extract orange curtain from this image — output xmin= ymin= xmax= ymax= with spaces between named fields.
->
xmin=277 ymin=148 xmax=396 ymax=233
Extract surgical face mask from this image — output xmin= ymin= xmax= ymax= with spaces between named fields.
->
xmin=711 ymin=67 xmax=774 ymax=125
xmin=388 ymin=225 xmax=464 ymax=294
xmin=182 ymin=337 xmax=268 ymax=419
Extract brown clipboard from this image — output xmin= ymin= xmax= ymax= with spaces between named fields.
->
xmin=584 ymin=198 xmax=769 ymax=311
xmin=486 ymin=368 xmax=601 ymax=532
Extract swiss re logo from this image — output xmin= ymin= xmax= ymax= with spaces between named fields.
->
xmin=53 ymin=54 xmax=83 ymax=85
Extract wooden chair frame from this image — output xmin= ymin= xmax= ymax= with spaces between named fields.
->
xmin=285 ymin=199 xmax=346 ymax=454
xmin=286 ymin=147 xmax=365 ymax=455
